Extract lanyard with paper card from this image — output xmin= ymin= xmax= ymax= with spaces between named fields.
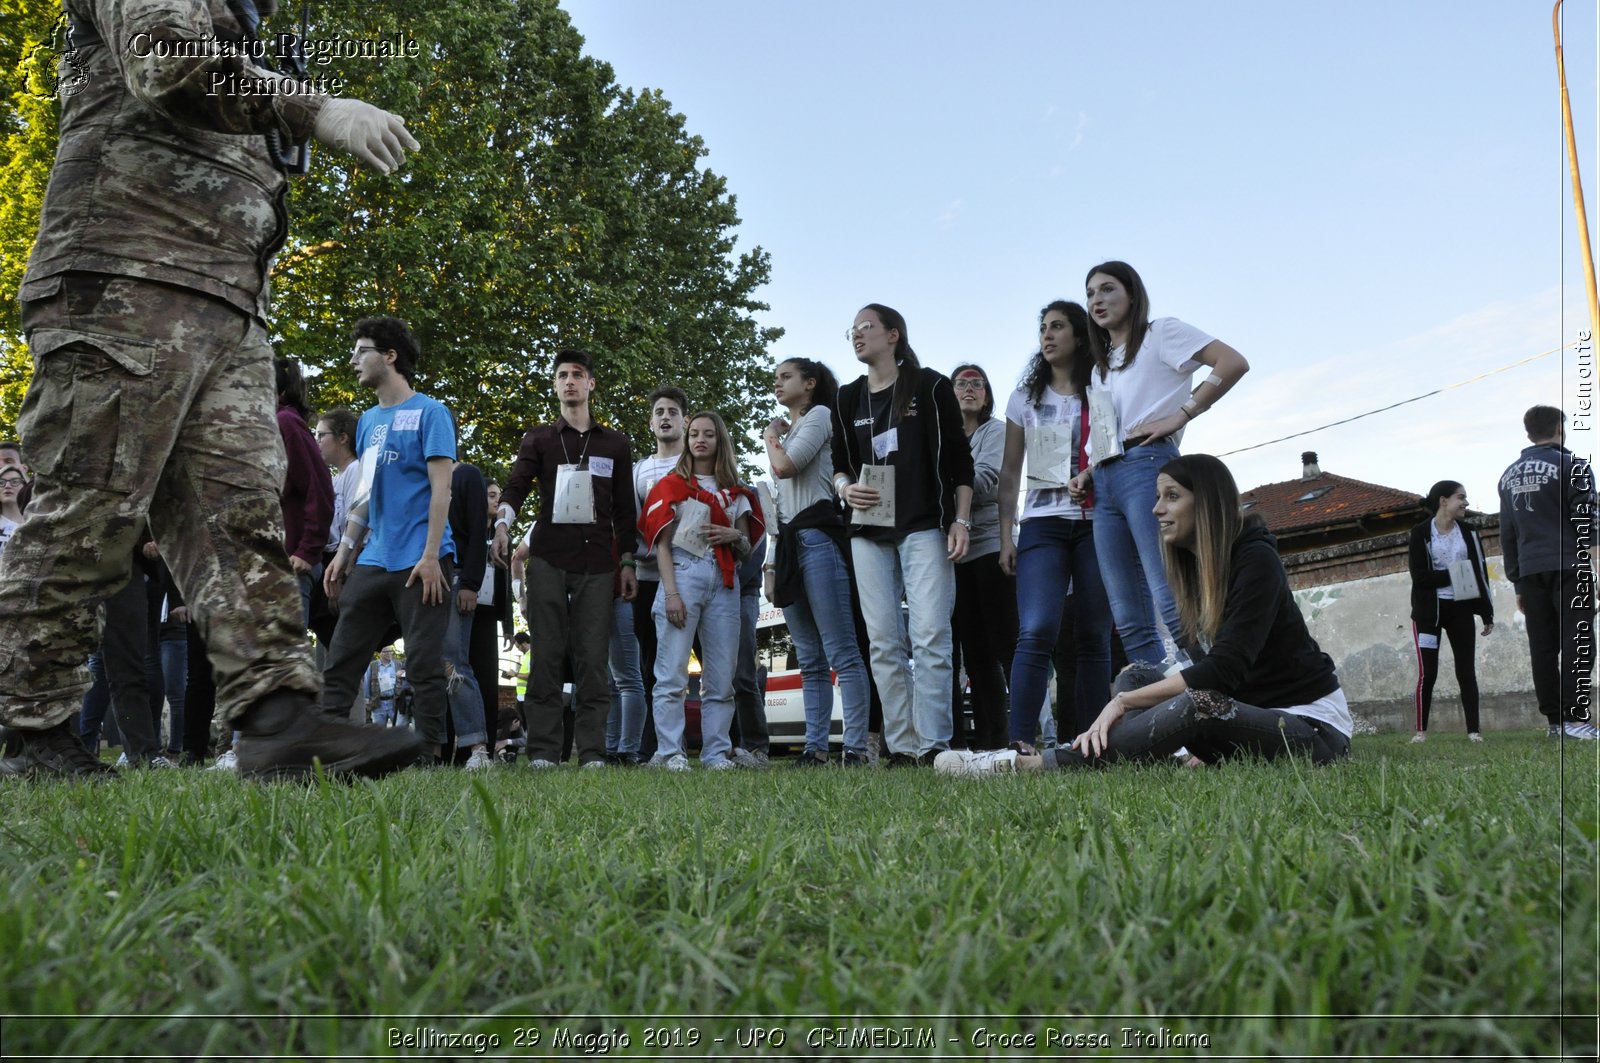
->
xmin=553 ymin=426 xmax=597 ymax=524
xmin=671 ymin=498 xmax=713 ymax=558
xmin=1086 ymin=388 xmax=1123 ymax=467
xmin=1026 ymin=424 xmax=1077 ymax=489
xmin=851 ymin=464 xmax=897 ymax=527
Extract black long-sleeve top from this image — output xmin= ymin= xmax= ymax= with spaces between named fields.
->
xmin=1179 ymin=520 xmax=1339 ymax=709
xmin=448 ymin=462 xmax=489 ymax=592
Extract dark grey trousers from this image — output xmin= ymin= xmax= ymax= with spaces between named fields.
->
xmin=320 ymin=559 xmax=454 ymax=747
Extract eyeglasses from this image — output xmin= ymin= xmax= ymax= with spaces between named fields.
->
xmin=350 ymin=344 xmax=382 ymax=361
xmin=0 ymin=477 xmax=23 ymax=487
xmin=845 ymin=322 xmax=877 ymax=342
xmin=952 ymin=378 xmax=986 ymax=392
xmin=315 ymin=430 xmax=335 ymax=440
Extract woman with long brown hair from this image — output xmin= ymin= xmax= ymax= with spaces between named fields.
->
xmin=938 ymin=454 xmax=1351 ymax=775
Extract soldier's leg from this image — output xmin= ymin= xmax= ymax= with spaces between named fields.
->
xmin=148 ymin=300 xmax=318 ymax=723
xmin=0 ymin=278 xmax=195 ymax=734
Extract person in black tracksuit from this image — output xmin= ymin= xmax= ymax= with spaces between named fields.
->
xmin=1407 ymin=480 xmax=1494 ymax=741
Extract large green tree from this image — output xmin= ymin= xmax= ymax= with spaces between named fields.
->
xmin=0 ymin=0 xmax=66 ymax=431
xmin=0 ymin=0 xmax=780 ymax=476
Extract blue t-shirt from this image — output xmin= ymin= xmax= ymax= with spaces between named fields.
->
xmin=354 ymin=393 xmax=457 ymax=571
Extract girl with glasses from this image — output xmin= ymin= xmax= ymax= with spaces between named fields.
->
xmin=831 ymin=304 xmax=975 ymax=765
xmin=948 ymin=362 xmax=1016 ymax=749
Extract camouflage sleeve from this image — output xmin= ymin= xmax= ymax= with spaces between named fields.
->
xmin=87 ymin=0 xmax=326 ymax=140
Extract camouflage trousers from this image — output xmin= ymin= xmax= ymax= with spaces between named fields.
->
xmin=0 ymin=274 xmax=319 ymax=729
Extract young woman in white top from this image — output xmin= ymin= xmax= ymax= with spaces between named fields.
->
xmin=640 ymin=411 xmax=758 ymax=770
xmin=1406 ymin=480 xmax=1493 ymax=742
xmin=997 ymin=301 xmax=1112 ymax=744
xmin=1069 ymin=261 xmax=1249 ymax=665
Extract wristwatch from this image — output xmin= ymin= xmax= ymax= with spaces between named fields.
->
xmin=954 ymin=517 xmax=973 ymax=529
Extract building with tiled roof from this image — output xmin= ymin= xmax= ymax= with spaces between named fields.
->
xmin=1240 ymin=452 xmax=1496 ymax=589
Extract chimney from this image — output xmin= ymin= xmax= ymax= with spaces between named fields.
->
xmin=1301 ymin=451 xmax=1322 ymax=481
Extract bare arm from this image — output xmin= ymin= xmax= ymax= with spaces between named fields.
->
xmin=997 ymin=421 xmax=1026 ymax=576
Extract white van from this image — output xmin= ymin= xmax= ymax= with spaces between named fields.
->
xmin=756 ymin=597 xmax=845 ymax=748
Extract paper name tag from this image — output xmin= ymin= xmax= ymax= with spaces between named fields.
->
xmin=553 ymin=464 xmax=595 ymax=524
xmin=1447 ymin=559 xmax=1480 ymax=600
xmin=851 ymin=464 xmax=896 ymax=527
xmin=392 ymin=409 xmax=421 ymax=432
xmin=1086 ymin=388 xmax=1122 ymax=466
xmin=1026 ymin=425 xmax=1076 ymax=488
xmin=589 ymin=456 xmax=614 ymax=478
xmin=672 ymin=498 xmax=712 ymax=558
xmin=872 ymin=427 xmax=899 ymax=460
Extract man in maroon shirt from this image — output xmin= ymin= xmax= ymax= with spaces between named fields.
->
xmin=493 ymin=350 xmax=637 ymax=768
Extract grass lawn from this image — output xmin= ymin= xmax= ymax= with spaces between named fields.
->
xmin=0 ymin=732 xmax=1595 ymax=1060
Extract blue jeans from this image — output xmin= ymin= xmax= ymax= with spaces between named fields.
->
xmin=1010 ymin=517 xmax=1111 ymax=744
xmin=652 ymin=553 xmax=739 ymax=764
xmin=159 ymin=634 xmax=187 ymax=754
xmin=442 ymin=576 xmax=488 ymax=748
xmin=851 ymin=528 xmax=956 ymax=756
xmin=607 ymin=595 xmax=646 ymax=755
xmin=782 ymin=528 xmax=871 ymax=754
xmin=1091 ymin=440 xmax=1183 ymax=664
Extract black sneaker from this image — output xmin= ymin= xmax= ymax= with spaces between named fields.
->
xmin=915 ymin=750 xmax=941 ymax=767
xmin=884 ymin=752 xmax=918 ymax=769
xmin=840 ymin=749 xmax=871 ymax=768
xmin=234 ymin=692 xmax=424 ymax=781
xmin=792 ymin=749 xmax=829 ymax=767
xmin=0 ymin=720 xmax=117 ymax=779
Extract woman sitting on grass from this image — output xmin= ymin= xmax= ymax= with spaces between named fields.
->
xmin=937 ymin=453 xmax=1353 ymax=775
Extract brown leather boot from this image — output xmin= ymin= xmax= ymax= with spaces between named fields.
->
xmin=234 ymin=691 xmax=422 ymax=781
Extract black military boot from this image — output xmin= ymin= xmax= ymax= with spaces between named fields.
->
xmin=234 ymin=691 xmax=423 ymax=781
xmin=0 ymin=720 xmax=117 ymax=779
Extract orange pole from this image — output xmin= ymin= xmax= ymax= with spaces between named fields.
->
xmin=1554 ymin=0 xmax=1600 ymax=342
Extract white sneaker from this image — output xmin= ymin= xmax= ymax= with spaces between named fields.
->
xmin=209 ymin=749 xmax=238 ymax=771
xmin=147 ymin=755 xmax=177 ymax=769
xmin=934 ymin=748 xmax=1019 ymax=778
xmin=527 ymin=758 xmax=558 ymax=769
xmin=1563 ymin=720 xmax=1600 ymax=740
xmin=464 ymin=748 xmax=493 ymax=771
xmin=114 ymin=752 xmax=129 ymax=768
xmin=665 ymin=753 xmax=691 ymax=772
xmin=1410 ymin=732 xmax=1426 ymax=743
xmin=580 ymin=760 xmax=606 ymax=771
xmin=705 ymin=759 xmax=738 ymax=771
xmin=1468 ymin=732 xmax=1484 ymax=743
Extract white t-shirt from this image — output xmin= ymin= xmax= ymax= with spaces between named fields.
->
xmin=0 ymin=516 xmax=17 ymax=552
xmin=1005 ymin=385 xmax=1088 ymax=521
xmin=1429 ymin=522 xmax=1468 ymax=601
xmin=1086 ymin=316 xmax=1214 ymax=451
xmin=327 ymin=461 xmax=361 ymax=551
xmin=633 ymin=453 xmax=682 ymax=580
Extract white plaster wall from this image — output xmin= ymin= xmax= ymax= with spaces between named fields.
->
xmin=1292 ymin=556 xmax=1533 ymax=703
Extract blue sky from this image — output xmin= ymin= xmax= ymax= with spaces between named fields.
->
xmin=563 ymin=0 xmax=1598 ymax=514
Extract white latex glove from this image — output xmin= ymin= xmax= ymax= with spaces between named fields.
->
xmin=312 ymin=98 xmax=419 ymax=173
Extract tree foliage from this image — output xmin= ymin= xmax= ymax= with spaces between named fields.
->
xmin=0 ymin=0 xmax=780 ymax=477
xmin=0 ymin=0 xmax=66 ymax=433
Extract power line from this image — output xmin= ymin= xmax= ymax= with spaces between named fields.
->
xmin=1216 ymin=343 xmax=1570 ymax=458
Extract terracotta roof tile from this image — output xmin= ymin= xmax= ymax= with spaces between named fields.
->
xmin=1239 ymin=472 xmax=1423 ymax=535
